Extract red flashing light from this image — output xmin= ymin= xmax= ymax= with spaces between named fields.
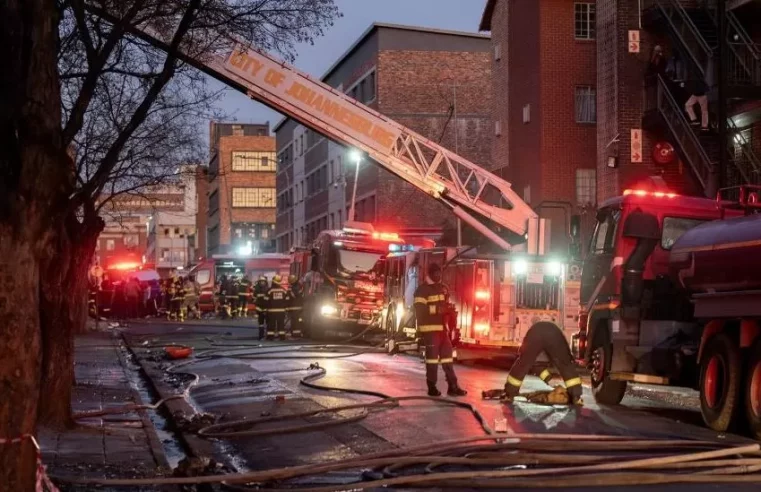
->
xmin=623 ymin=189 xmax=677 ymax=199
xmin=110 ymin=262 xmax=141 ymax=271
xmin=372 ymin=231 xmax=400 ymax=241
xmin=475 ymin=290 xmax=490 ymax=301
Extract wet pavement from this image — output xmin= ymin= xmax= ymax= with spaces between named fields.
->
xmin=118 ymin=320 xmax=757 ymax=490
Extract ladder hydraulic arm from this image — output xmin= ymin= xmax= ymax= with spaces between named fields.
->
xmin=98 ymin=10 xmax=543 ymax=252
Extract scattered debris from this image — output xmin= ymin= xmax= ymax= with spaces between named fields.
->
xmin=173 ymin=412 xmax=217 ymax=433
xmin=172 ymin=457 xmax=233 ymax=491
xmin=308 ymin=362 xmax=321 ymax=370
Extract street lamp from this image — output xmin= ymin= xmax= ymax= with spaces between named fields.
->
xmin=348 ymin=149 xmax=362 ymax=222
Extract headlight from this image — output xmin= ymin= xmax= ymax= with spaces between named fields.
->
xmin=513 ymin=259 xmax=528 ymax=275
xmin=320 ymin=304 xmax=338 ymax=316
xmin=547 ymin=261 xmax=562 ymax=277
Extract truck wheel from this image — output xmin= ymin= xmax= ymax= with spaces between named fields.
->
xmin=589 ymin=330 xmax=627 ymax=405
xmin=743 ymin=339 xmax=761 ymax=440
xmin=699 ymin=333 xmax=741 ymax=433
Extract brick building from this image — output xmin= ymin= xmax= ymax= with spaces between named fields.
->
xmin=194 ymin=166 xmax=209 ymax=259
xmin=481 ymin=0 xmax=761 ymax=254
xmin=275 ymin=23 xmax=492 ymax=252
xmin=480 ymin=0 xmax=599 ymax=255
xmin=207 ymin=122 xmax=277 ymax=255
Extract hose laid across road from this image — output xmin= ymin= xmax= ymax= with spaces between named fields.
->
xmin=53 ymin=334 xmax=761 ymax=490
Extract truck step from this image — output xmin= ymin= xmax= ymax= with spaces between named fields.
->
xmin=609 ymin=372 xmax=670 ymax=385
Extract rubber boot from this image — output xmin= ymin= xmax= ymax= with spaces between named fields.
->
xmin=447 ymin=385 xmax=467 ymax=397
xmin=427 ymin=383 xmax=441 ymax=397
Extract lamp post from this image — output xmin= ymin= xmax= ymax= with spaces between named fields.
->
xmin=348 ymin=149 xmax=362 ymax=222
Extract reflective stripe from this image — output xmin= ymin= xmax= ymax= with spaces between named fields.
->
xmin=255 ymin=307 xmax=263 ymax=312
xmin=539 ymin=369 xmax=551 ymax=381
xmin=288 ymin=306 xmax=303 ymax=310
xmin=425 ymin=358 xmax=441 ymax=364
xmin=418 ymin=324 xmax=444 ymax=332
xmin=414 ymin=297 xmax=428 ymax=305
xmin=427 ymin=294 xmax=445 ymax=302
xmin=278 ymin=332 xmax=286 ymax=335
xmin=439 ymin=358 xmax=453 ymax=364
xmin=292 ymin=330 xmax=302 ymax=335
xmin=506 ymin=375 xmax=523 ymax=388
xmin=565 ymin=377 xmax=582 ymax=388
xmin=268 ymin=308 xmax=287 ymax=312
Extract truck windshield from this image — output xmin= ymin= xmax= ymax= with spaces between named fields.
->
xmin=661 ymin=217 xmax=707 ymax=250
xmin=338 ymin=249 xmax=383 ymax=274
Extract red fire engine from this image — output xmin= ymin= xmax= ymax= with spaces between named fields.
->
xmin=574 ymin=184 xmax=761 ymax=439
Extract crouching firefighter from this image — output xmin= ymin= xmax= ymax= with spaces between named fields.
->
xmin=287 ymin=275 xmax=304 ymax=338
xmin=265 ymin=275 xmax=291 ymax=340
xmin=503 ymin=321 xmax=583 ymax=405
xmin=414 ymin=263 xmax=467 ymax=398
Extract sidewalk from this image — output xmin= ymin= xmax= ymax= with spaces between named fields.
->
xmin=38 ymin=329 xmax=171 ymax=489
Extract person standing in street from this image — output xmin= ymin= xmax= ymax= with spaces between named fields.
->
xmin=265 ymin=275 xmax=291 ymax=340
xmin=254 ymin=276 xmax=269 ymax=339
xmin=413 ymin=263 xmax=467 ymax=397
xmin=237 ymin=274 xmax=252 ymax=318
xmin=125 ymin=277 xmax=141 ymax=319
xmin=287 ymin=274 xmax=305 ymax=338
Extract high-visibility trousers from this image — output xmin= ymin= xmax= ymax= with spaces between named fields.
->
xmin=422 ymin=330 xmax=458 ymax=387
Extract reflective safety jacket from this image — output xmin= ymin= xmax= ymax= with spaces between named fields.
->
xmin=413 ymin=282 xmax=450 ymax=333
xmin=265 ymin=285 xmax=291 ymax=313
xmin=238 ymin=278 xmax=252 ymax=296
xmin=288 ymin=281 xmax=304 ymax=311
xmin=172 ymin=280 xmax=186 ymax=300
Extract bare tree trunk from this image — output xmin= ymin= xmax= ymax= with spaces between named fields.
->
xmin=38 ymin=214 xmax=103 ymax=428
xmin=0 ymin=231 xmax=43 ymax=489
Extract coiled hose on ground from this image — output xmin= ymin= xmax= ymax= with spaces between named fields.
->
xmin=55 ymin=333 xmax=761 ymax=490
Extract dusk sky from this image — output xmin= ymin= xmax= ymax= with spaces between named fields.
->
xmin=205 ymin=0 xmax=487 ymax=144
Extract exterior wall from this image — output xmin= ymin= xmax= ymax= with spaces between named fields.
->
xmin=207 ymin=126 xmax=277 ymax=255
xmin=195 ymin=166 xmax=209 ymax=259
xmin=275 ymin=25 xmax=492 ymax=252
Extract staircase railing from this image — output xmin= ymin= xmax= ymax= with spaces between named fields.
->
xmin=646 ymin=75 xmax=714 ymax=190
xmin=727 ymin=118 xmax=761 ymax=185
xmin=702 ymin=0 xmax=761 ymax=87
xmin=650 ymin=0 xmax=713 ymax=79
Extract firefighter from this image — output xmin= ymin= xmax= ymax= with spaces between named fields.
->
xmin=166 ymin=275 xmax=178 ymax=320
xmin=413 ymin=263 xmax=467 ymax=397
xmin=183 ymin=275 xmax=200 ymax=319
xmin=265 ymin=275 xmax=291 ymax=340
xmin=217 ymin=274 xmax=232 ymax=319
xmin=168 ymin=274 xmax=184 ymax=320
xmin=287 ymin=274 xmax=304 ymax=338
xmin=237 ymin=274 xmax=252 ymax=318
xmin=503 ymin=321 xmax=583 ymax=405
xmin=254 ymin=276 xmax=269 ymax=339
xmin=227 ymin=275 xmax=241 ymax=318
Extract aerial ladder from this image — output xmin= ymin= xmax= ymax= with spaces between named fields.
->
xmin=90 ymin=8 xmax=547 ymax=254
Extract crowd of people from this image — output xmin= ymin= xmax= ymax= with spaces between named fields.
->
xmin=87 ymin=271 xmax=306 ymax=340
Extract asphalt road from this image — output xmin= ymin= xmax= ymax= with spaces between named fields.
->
xmin=120 ymin=320 xmax=757 ymax=490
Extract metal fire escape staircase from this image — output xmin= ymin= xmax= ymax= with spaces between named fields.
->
xmin=90 ymin=8 xmax=542 ymax=253
xmin=644 ymin=0 xmax=761 ymax=191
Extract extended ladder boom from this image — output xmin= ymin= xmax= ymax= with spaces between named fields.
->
xmin=105 ymin=13 xmax=541 ymax=251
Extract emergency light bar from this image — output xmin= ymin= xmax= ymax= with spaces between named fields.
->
xmin=623 ymin=189 xmax=678 ymax=199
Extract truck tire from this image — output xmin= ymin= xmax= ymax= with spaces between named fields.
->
xmin=743 ymin=339 xmax=761 ymax=440
xmin=589 ymin=329 xmax=627 ymax=405
xmin=699 ymin=333 xmax=742 ymax=433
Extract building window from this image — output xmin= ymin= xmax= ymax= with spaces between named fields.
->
xmin=522 ymin=104 xmax=531 ymax=124
xmin=232 ymin=124 xmax=244 ymax=136
xmin=231 ymin=151 xmax=276 ymax=171
xmin=106 ymin=239 xmax=115 ymax=251
xmin=574 ymin=3 xmax=596 ymax=40
xmin=231 ymin=187 xmax=276 ymax=208
xmin=494 ymin=43 xmax=502 ymax=61
xmin=366 ymin=71 xmax=376 ymax=102
xmin=575 ymin=169 xmax=597 ymax=205
xmin=575 ymin=86 xmax=596 ymax=123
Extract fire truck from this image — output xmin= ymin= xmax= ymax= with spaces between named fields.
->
xmin=573 ymin=184 xmax=761 ymax=439
xmin=93 ymin=15 xmax=576 ymax=353
xmin=189 ymin=254 xmax=290 ymax=314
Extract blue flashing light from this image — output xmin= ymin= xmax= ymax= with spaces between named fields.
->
xmin=388 ymin=244 xmax=401 ymax=252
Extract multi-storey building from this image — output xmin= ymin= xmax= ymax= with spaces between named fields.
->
xmin=275 ymin=23 xmax=492 ymax=252
xmin=207 ymin=122 xmax=278 ymax=255
xmin=481 ymin=0 xmax=761 ymax=256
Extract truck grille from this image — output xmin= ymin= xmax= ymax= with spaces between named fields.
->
xmin=515 ymin=277 xmax=560 ymax=310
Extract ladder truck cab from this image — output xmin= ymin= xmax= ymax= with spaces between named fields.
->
xmin=298 ymin=222 xmax=405 ymax=338
xmin=381 ymin=247 xmax=578 ymax=360
xmin=574 ymin=184 xmax=761 ymax=439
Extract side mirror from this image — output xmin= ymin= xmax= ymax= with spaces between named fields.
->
xmin=622 ymin=211 xmax=660 ymax=239
xmin=570 ymin=214 xmax=581 ymax=240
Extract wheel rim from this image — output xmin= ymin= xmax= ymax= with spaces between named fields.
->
xmin=751 ymin=359 xmax=761 ymax=418
xmin=590 ymin=347 xmax=605 ymax=386
xmin=704 ymin=355 xmax=725 ymax=409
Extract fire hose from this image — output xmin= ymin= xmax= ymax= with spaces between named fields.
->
xmin=51 ymin=336 xmax=761 ymax=489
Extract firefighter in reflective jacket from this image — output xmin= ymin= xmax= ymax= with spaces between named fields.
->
xmin=287 ymin=274 xmax=304 ymax=338
xmin=254 ymin=276 xmax=269 ymax=339
xmin=170 ymin=275 xmax=186 ymax=321
xmin=265 ymin=275 xmax=291 ymax=340
xmin=413 ymin=263 xmax=467 ymax=397
xmin=503 ymin=321 xmax=583 ymax=405
xmin=237 ymin=275 xmax=252 ymax=318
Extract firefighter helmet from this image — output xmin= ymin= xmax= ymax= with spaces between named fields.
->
xmin=272 ymin=274 xmax=282 ymax=284
xmin=288 ymin=274 xmax=297 ymax=284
